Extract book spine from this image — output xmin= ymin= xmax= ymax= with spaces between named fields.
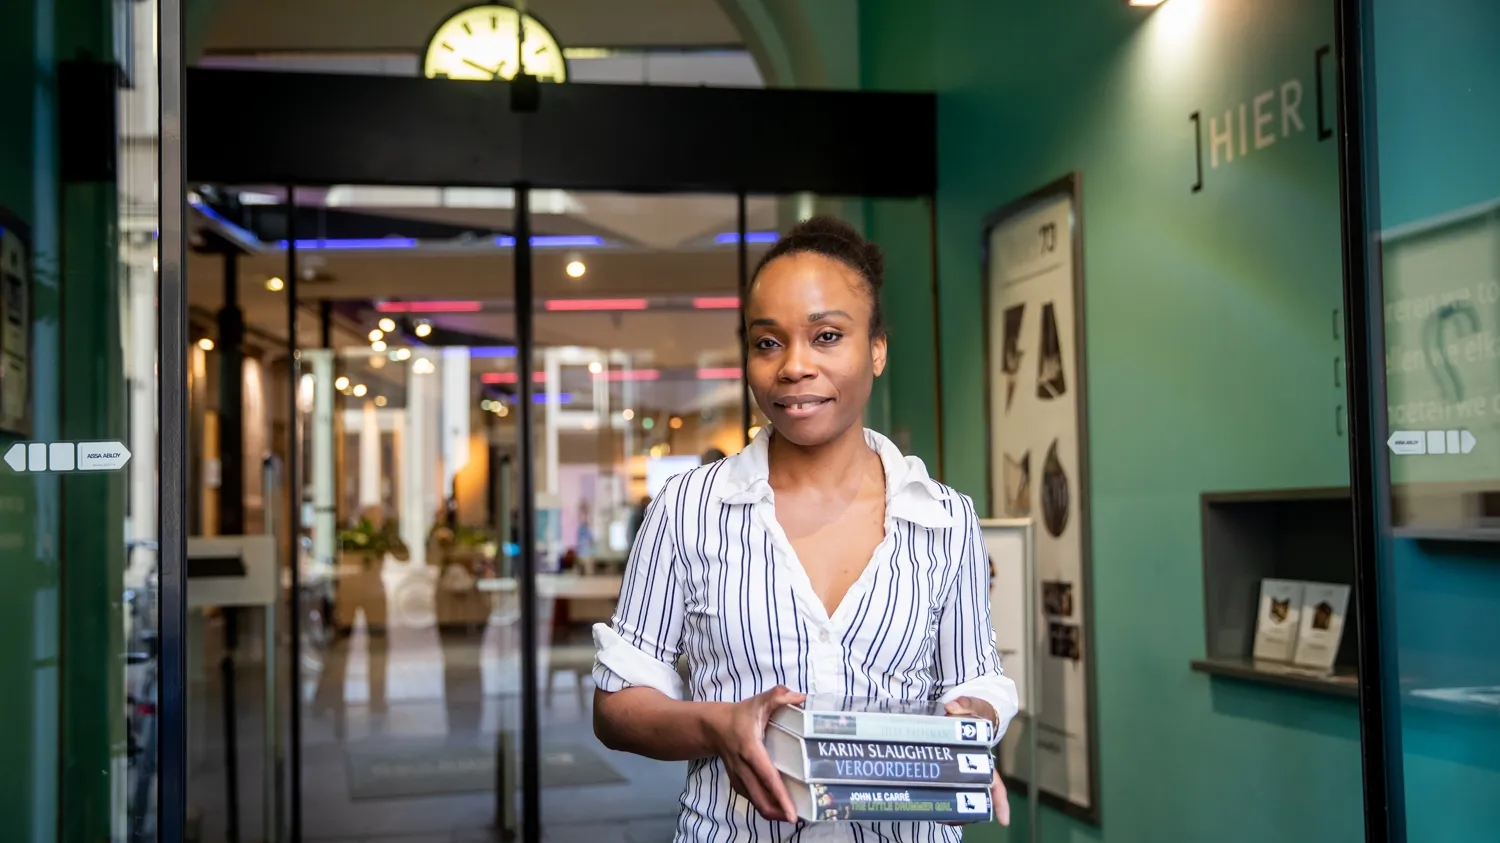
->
xmin=804 ymin=741 xmax=992 ymax=785
xmin=807 ymin=784 xmax=991 ymax=823
xmin=809 ymin=713 xmax=990 ymax=746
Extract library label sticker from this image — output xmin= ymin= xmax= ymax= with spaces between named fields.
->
xmin=3 ymin=441 xmax=132 ymax=473
xmin=1387 ymin=430 xmax=1476 ymax=456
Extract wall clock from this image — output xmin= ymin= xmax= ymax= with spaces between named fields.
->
xmin=423 ymin=4 xmax=567 ymax=83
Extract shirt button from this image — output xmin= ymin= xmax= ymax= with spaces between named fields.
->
xmin=819 ymin=628 xmax=832 ymax=643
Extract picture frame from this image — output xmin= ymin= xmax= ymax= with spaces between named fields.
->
xmin=979 ymin=173 xmax=1099 ymax=825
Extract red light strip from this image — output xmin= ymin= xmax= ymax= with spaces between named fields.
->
xmin=480 ymin=372 xmax=546 ymax=384
xmin=544 ymin=298 xmax=649 ymax=312
xmin=692 ymin=297 xmax=740 ymax=310
xmin=375 ymin=300 xmax=483 ymax=313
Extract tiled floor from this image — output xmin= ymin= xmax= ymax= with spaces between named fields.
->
xmin=188 ymin=605 xmax=684 ymax=843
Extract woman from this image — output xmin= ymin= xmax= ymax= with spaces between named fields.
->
xmin=592 ymin=217 xmax=1018 ymax=841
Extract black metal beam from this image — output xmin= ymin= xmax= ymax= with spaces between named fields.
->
xmin=185 ymin=69 xmax=937 ymax=197
xmin=514 ymin=184 xmax=541 ymax=843
xmin=1334 ymin=0 xmax=1405 ymax=840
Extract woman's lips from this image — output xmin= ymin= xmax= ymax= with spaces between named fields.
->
xmin=774 ymin=396 xmax=832 ymax=419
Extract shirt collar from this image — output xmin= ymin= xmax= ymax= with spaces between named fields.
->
xmin=712 ymin=427 xmax=955 ymax=529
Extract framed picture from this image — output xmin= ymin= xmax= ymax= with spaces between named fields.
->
xmin=0 ymin=206 xmax=32 ymax=437
xmin=980 ymin=173 xmax=1099 ymax=825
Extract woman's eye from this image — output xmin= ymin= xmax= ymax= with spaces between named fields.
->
xmin=754 ymin=337 xmax=779 ymax=350
xmin=816 ymin=331 xmax=842 ymax=343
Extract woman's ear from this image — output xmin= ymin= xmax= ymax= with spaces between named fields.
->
xmin=871 ymin=333 xmax=888 ymax=378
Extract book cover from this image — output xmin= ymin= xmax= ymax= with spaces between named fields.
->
xmin=772 ymin=696 xmax=993 ymax=747
xmin=1291 ymin=582 xmax=1350 ymax=671
xmin=1251 ymin=579 xmax=1304 ymax=662
xmin=785 ymin=779 xmax=992 ymax=823
xmin=765 ymin=724 xmax=993 ymax=786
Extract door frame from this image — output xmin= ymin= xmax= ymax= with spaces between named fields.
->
xmin=183 ymin=71 xmax=940 ymax=843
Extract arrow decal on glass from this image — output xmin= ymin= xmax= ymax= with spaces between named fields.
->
xmin=3 ymin=441 xmax=132 ymax=473
xmin=1386 ymin=430 xmax=1477 ymax=456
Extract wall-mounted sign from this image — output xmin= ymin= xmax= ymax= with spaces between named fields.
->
xmin=1189 ymin=45 xmax=1334 ymax=193
xmin=0 ymin=209 xmax=32 ymax=436
xmin=423 ymin=4 xmax=567 ymax=83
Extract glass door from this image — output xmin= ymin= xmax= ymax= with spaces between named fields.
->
xmin=1344 ymin=0 xmax=1500 ymax=839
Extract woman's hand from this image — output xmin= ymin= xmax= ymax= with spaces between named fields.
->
xmin=706 ymin=685 xmax=805 ymax=823
xmin=944 ymin=696 xmax=1009 ymax=826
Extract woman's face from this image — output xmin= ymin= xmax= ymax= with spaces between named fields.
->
xmin=745 ymin=252 xmax=886 ymax=448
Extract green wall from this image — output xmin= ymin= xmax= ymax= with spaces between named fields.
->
xmin=861 ymin=0 xmax=1362 ymax=840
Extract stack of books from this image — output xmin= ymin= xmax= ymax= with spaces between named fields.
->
xmin=765 ymin=696 xmax=995 ymax=824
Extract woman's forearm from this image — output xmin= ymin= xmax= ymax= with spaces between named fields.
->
xmin=593 ymin=687 xmax=728 ymax=762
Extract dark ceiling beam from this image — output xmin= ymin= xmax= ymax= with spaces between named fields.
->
xmin=186 ymin=69 xmax=936 ymax=197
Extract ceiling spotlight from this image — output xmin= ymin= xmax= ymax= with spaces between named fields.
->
xmin=197 ymin=338 xmax=215 ymax=351
xmin=335 ymin=376 xmax=350 ymax=391
xmin=394 ymin=348 xmax=412 ymax=361
xmin=374 ymin=395 xmax=388 ymax=407
xmin=622 ymin=409 xmax=634 ymax=421
xmin=413 ymin=358 xmax=436 ymax=375
xmin=378 ymin=317 xmax=396 ymax=333
xmin=588 ymin=361 xmax=603 ymax=375
xmin=368 ymin=329 xmax=384 ymax=342
xmin=265 ymin=276 xmax=285 ymax=292
xmin=669 ymin=416 xmax=683 ymax=430
xmin=414 ymin=322 xmax=433 ymax=338
xmin=566 ymin=260 xmax=586 ymax=278
xmin=352 ymin=383 xmax=368 ymax=397
xmin=371 ymin=340 xmax=387 ymax=353
xmin=369 ymin=354 xmax=387 ymax=369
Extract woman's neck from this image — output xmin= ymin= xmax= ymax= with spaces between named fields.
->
xmin=767 ymin=422 xmax=879 ymax=494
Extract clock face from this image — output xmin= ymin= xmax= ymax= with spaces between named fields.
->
xmin=423 ymin=5 xmax=567 ymax=83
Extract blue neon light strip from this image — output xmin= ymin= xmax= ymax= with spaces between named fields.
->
xmin=274 ymin=237 xmax=418 ymax=250
xmin=189 ymin=200 xmax=262 ymax=247
xmin=715 ymin=231 xmax=779 ymax=245
xmin=469 ymin=346 xmax=518 ymax=358
xmin=494 ymin=235 xmax=607 ymax=248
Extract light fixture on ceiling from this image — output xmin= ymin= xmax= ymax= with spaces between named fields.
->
xmin=335 ymin=376 xmax=350 ymax=391
xmin=412 ymin=358 xmax=436 ymax=375
xmin=588 ymin=361 xmax=603 ymax=375
xmin=369 ymin=353 xmax=387 ymax=368
xmin=352 ymin=384 xmax=368 ymax=397
xmin=371 ymin=340 xmax=387 ymax=353
xmin=265 ymin=276 xmax=285 ymax=292
xmin=394 ymin=348 xmax=412 ymax=361
xmin=374 ymin=396 xmax=388 ymax=407
xmin=566 ymin=260 xmax=586 ymax=278
xmin=368 ymin=328 xmax=384 ymax=342
xmin=622 ymin=409 xmax=634 ymax=421
xmin=378 ymin=317 xmax=396 ymax=333
xmin=197 ymin=338 xmax=214 ymax=351
xmin=414 ymin=322 xmax=433 ymax=338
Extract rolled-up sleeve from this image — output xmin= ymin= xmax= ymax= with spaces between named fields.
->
xmin=591 ymin=485 xmax=687 ymax=700
xmin=934 ymin=495 xmax=1020 ymax=745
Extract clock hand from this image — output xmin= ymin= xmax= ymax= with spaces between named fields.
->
xmin=462 ymin=57 xmax=501 ymax=77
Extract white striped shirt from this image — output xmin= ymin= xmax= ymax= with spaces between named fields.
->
xmin=593 ymin=428 xmax=1019 ymax=843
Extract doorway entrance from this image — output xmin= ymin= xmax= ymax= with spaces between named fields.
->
xmin=183 ymin=67 xmax=936 ymax=843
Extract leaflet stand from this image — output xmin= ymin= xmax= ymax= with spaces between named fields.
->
xmin=187 ymin=527 xmax=279 ymax=843
xmin=980 ymin=518 xmax=1038 ymax=843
